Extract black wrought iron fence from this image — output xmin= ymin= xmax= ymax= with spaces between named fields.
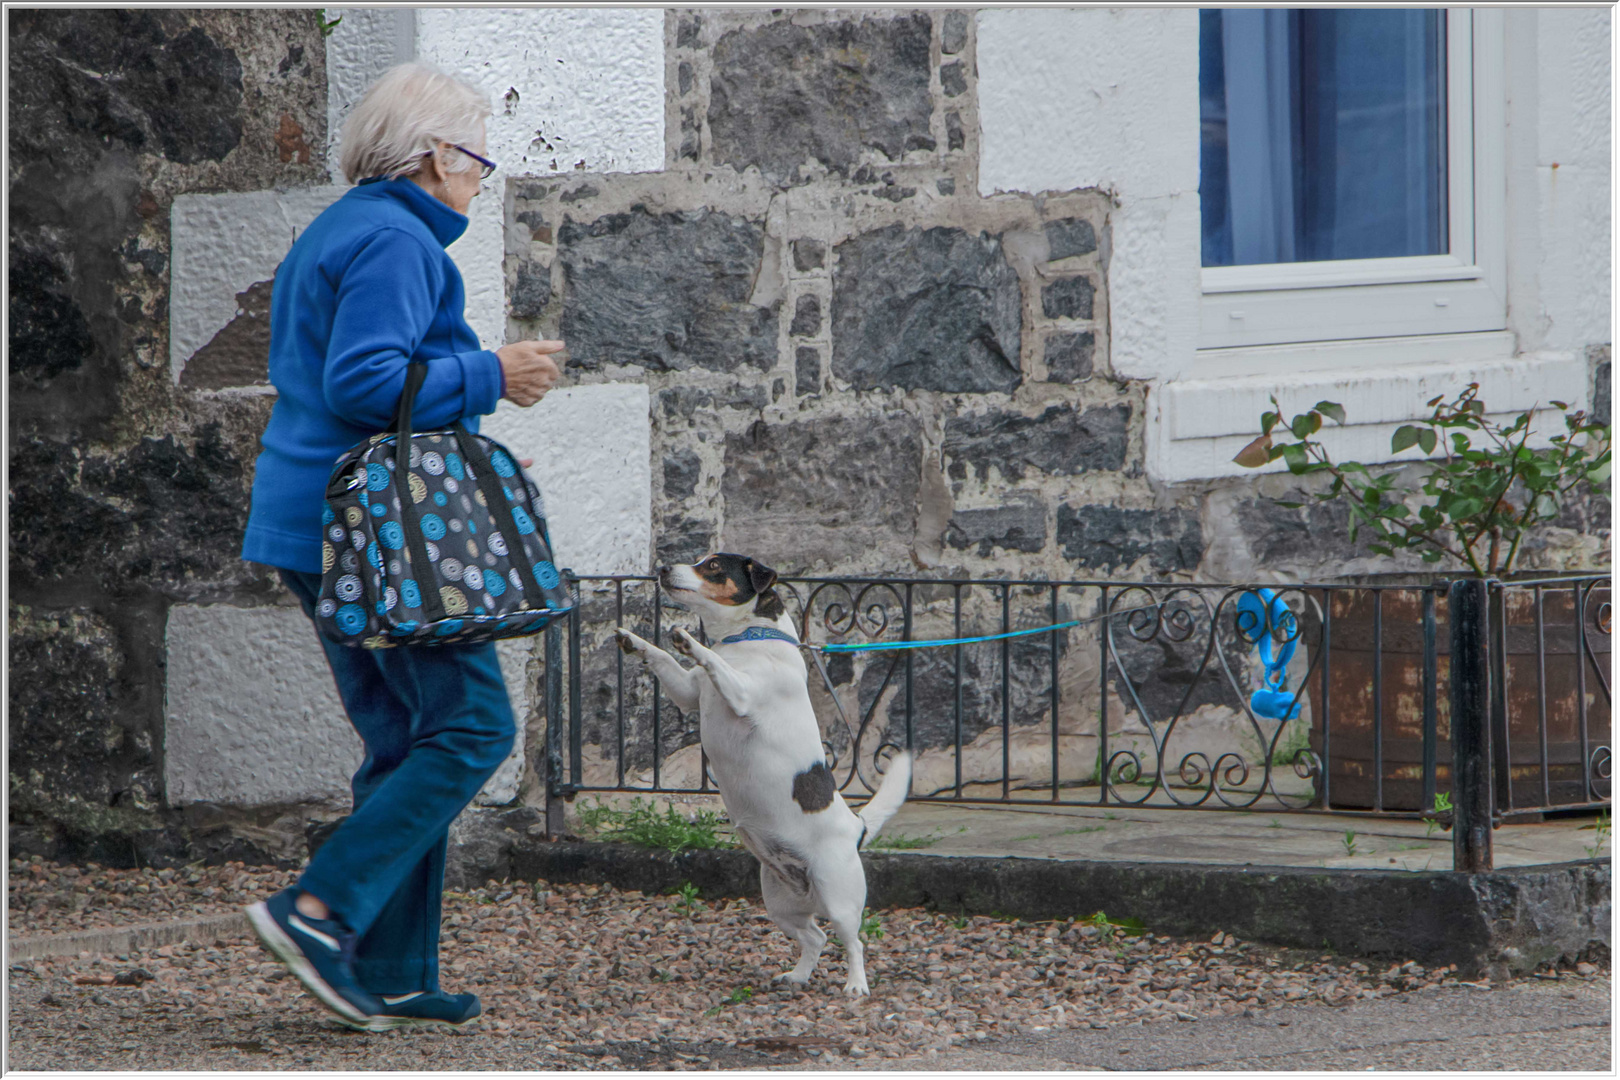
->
xmin=538 ymin=573 xmax=1610 ymax=839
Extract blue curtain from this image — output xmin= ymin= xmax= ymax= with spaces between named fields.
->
xmin=1201 ymin=9 xmax=1448 ymax=268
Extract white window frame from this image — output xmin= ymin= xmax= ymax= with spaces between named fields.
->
xmin=1196 ymin=9 xmax=1506 ymax=352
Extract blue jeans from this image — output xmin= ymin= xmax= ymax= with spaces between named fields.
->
xmin=279 ymin=569 xmax=516 ymax=994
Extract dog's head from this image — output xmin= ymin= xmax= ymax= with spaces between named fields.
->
xmin=659 ymin=553 xmax=786 ymax=621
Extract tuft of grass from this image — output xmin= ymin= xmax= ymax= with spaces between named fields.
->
xmin=1061 ymin=824 xmax=1106 ymax=836
xmin=1426 ymin=792 xmax=1453 ymax=838
xmin=704 ymin=985 xmax=754 ymax=1017
xmin=950 ymin=915 xmax=969 ymax=930
xmin=576 ymin=797 xmax=736 ymax=854
xmin=1268 ymin=818 xmax=1283 ymax=829
xmin=1341 ymin=830 xmax=1361 ymax=857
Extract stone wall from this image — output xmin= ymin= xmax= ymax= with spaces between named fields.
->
xmin=8 ymin=9 xmax=333 ymax=863
xmin=8 ymin=8 xmax=1611 ymax=864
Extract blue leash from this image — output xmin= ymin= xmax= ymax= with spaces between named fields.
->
xmin=815 ymin=604 xmax=1163 ymax=654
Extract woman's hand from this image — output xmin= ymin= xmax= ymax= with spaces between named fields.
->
xmin=497 ymin=340 xmax=565 ymax=407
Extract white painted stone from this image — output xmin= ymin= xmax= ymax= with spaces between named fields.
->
xmin=323 ymin=7 xmax=416 ymax=181
xmin=164 ymin=604 xmax=360 ymax=806
xmin=168 ymin=187 xmax=345 ymax=382
xmin=976 ymin=7 xmax=1202 ymax=391
xmin=976 ymin=8 xmax=1200 ymax=200
xmin=165 ymin=604 xmax=532 ymax=808
xmin=414 ymin=8 xmax=665 ymax=350
xmin=480 ymin=383 xmax=652 ymax=577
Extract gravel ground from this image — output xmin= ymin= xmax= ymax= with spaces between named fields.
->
xmin=7 ymin=856 xmax=1604 ymax=1070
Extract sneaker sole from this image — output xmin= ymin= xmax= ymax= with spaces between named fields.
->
xmin=367 ymin=1014 xmax=481 ymax=1032
xmin=245 ymin=902 xmax=380 ymax=1032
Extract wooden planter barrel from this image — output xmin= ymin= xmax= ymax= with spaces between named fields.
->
xmin=1302 ymin=578 xmax=1610 ymax=812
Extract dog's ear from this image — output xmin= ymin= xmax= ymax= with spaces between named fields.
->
xmin=745 ymin=559 xmax=778 ymax=596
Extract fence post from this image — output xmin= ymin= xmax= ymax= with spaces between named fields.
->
xmin=543 ymin=622 xmax=566 ymax=840
xmin=1449 ymin=578 xmax=1493 ymax=872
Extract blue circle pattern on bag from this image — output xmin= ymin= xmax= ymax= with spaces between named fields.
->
xmin=325 ymin=432 xmax=569 ymax=644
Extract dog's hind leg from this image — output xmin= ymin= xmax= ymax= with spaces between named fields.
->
xmin=760 ymin=866 xmax=825 ymax=987
xmin=820 ymin=868 xmax=871 ymax=998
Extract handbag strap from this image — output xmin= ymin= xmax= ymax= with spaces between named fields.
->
xmin=393 ymin=362 xmax=448 ymax=623
xmin=450 ymin=422 xmax=547 ymax=609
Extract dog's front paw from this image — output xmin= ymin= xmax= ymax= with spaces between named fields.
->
xmin=842 ymin=974 xmax=870 ymax=998
xmin=670 ymin=627 xmax=697 ymax=658
xmin=615 ymin=628 xmax=643 ymax=656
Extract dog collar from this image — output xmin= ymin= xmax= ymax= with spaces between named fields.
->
xmin=720 ymin=627 xmax=800 ymax=646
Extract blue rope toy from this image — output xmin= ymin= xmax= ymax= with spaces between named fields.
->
xmin=1234 ymin=589 xmax=1304 ymax=721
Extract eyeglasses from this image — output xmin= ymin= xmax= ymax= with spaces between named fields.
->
xmin=449 ymin=143 xmax=497 ymax=180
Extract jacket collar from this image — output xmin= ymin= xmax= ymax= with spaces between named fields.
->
xmin=353 ymin=176 xmax=468 ymax=248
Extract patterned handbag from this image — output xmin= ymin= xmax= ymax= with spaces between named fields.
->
xmin=315 ymin=362 xmax=573 ymax=647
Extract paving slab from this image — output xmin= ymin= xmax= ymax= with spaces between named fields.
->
xmin=872 ymin=799 xmax=1606 ymax=871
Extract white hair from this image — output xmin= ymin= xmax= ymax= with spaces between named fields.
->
xmin=338 ymin=62 xmax=492 ymax=185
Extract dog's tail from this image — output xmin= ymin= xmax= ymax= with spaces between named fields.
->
xmin=855 ymin=751 xmax=912 ymax=849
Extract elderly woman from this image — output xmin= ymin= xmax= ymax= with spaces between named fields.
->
xmin=241 ymin=63 xmax=562 ymax=1031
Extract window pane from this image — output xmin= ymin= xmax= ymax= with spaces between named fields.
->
xmin=1200 ymin=9 xmax=1448 ymax=268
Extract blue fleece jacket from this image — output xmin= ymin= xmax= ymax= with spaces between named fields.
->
xmin=241 ymin=178 xmax=504 ymax=573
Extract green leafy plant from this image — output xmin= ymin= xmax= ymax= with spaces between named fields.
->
xmin=1425 ymin=791 xmax=1454 ymax=838
xmin=1234 ymin=386 xmax=1611 ymax=577
xmin=1341 ymin=830 xmax=1361 ymax=857
xmin=672 ymin=881 xmax=704 ymax=919
xmin=576 ymin=798 xmax=735 ymax=854
xmin=1580 ymin=809 xmax=1610 ymax=859
xmin=1268 ymin=818 xmax=1283 ymax=829
xmin=951 ymin=916 xmax=969 ymax=930
xmin=1085 ymin=911 xmax=1147 ymax=937
xmin=314 ymin=9 xmax=343 ymax=36
xmin=861 ymin=910 xmax=885 ymax=941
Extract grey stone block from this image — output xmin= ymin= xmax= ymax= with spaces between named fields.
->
xmin=677 ymin=60 xmax=694 ymax=96
xmin=946 ymin=111 xmax=965 ymax=152
xmin=795 ymin=346 xmax=821 ymax=395
xmin=945 ymin=404 xmax=1129 ymax=481
xmin=940 ymin=60 xmax=967 ymax=98
xmin=941 ymin=10 xmax=969 ymax=55
xmin=791 ymin=239 xmax=825 ymax=272
xmin=663 ymin=447 xmax=701 ymax=501
xmin=509 ymin=258 xmax=551 ymax=319
xmin=936 ymin=177 xmax=956 ymax=195
xmin=708 ymin=14 xmax=933 ymax=183
xmin=832 ymin=223 xmax=1022 ymax=393
xmin=657 ymin=518 xmax=715 ymax=565
xmin=1045 ymin=217 xmax=1097 ymax=261
xmin=558 ymin=207 xmax=779 ymax=373
xmin=1044 ymin=331 xmax=1095 ymax=383
xmin=676 ymin=14 xmax=702 ymax=49
xmin=944 ymin=499 xmax=1048 ymax=556
xmin=790 ymin=294 xmax=822 ymax=337
xmin=1042 ymin=276 xmax=1094 ymax=320
xmin=658 ymin=385 xmax=770 ymax=421
xmin=722 ymin=413 xmax=921 ymax=568
xmin=1056 ymin=504 xmax=1204 ymax=575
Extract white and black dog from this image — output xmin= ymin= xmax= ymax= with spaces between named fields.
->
xmin=615 ymin=553 xmax=912 ymax=998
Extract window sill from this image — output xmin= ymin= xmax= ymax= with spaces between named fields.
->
xmin=1145 ymin=339 xmax=1589 ymax=483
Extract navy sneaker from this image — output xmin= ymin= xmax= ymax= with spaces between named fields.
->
xmin=246 ymin=888 xmax=383 ymax=1030
xmin=369 ymin=990 xmax=482 ymax=1030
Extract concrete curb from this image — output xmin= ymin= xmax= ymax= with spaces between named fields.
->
xmin=8 ymin=912 xmax=249 ymax=961
xmin=501 ymin=840 xmax=1610 ymax=978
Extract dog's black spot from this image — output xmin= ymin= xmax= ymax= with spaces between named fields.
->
xmin=792 ymin=762 xmax=835 ymax=813
xmin=692 ymin=552 xmax=780 ymax=609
